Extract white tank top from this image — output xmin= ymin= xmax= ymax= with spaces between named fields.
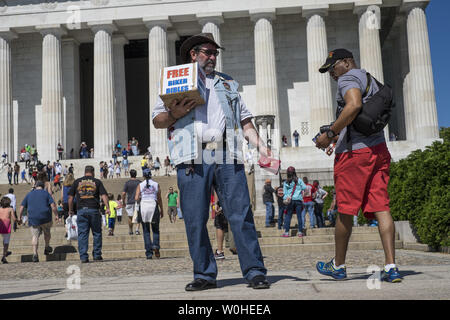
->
xmin=139 ymin=179 xmax=158 ymax=201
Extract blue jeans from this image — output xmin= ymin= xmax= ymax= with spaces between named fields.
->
xmin=141 ymin=206 xmax=160 ymax=258
xmin=77 ymin=208 xmax=102 ymax=260
xmin=265 ymin=202 xmax=274 ymax=226
xmin=301 ymin=201 xmax=316 ymax=228
xmin=327 ymin=209 xmax=337 ymax=226
xmin=314 ymin=202 xmax=325 ymax=228
xmin=277 ymin=205 xmax=285 ymax=229
xmin=108 ymin=217 xmax=116 ymax=229
xmin=176 ymin=149 xmax=266 ymax=283
xmin=284 ymin=200 xmax=303 ymax=233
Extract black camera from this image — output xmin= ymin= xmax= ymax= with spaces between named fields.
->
xmin=313 ymin=122 xmax=336 ymax=156
xmin=319 ymin=122 xmax=335 ymax=134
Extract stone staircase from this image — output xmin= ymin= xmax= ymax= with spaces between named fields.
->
xmin=1 ymin=174 xmax=403 ymax=263
xmin=4 ymin=216 xmax=403 ymax=263
xmin=0 ymin=169 xmax=255 ymax=213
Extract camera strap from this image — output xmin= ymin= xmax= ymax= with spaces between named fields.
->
xmin=346 ymin=72 xmax=372 ymax=153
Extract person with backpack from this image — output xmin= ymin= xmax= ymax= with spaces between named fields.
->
xmin=314 ymin=49 xmax=401 ymax=283
xmin=281 ymin=167 xmax=306 ymax=238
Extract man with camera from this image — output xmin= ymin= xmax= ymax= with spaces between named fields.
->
xmin=314 ymin=49 xmax=401 ymax=283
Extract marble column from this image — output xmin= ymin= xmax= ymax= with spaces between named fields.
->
xmin=88 ymin=21 xmax=117 ymax=159
xmin=0 ymin=29 xmax=17 ymax=161
xmin=197 ymin=13 xmax=224 ymax=72
xmin=355 ymin=2 xmax=384 ymax=81
xmin=167 ymin=31 xmax=179 ymax=67
xmin=36 ymin=25 xmax=66 ymax=162
xmin=403 ymin=73 xmax=415 ymax=141
xmin=303 ymin=6 xmax=334 ymax=139
xmin=62 ymin=38 xmax=81 ymax=159
xmin=144 ymin=17 xmax=171 ymax=160
xmin=403 ymin=2 xmax=439 ymax=141
xmin=113 ymin=34 xmax=129 ymax=150
xmin=354 ymin=1 xmax=389 ymax=138
xmin=250 ymin=9 xmax=280 ymax=150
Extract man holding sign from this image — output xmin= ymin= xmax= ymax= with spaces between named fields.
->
xmin=153 ymin=33 xmax=271 ymax=291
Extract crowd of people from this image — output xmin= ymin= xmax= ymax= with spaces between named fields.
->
xmin=262 ymin=170 xmax=331 ymax=237
xmin=0 ymin=162 xmax=187 ymax=264
xmin=1 ymin=137 xmax=144 ymax=173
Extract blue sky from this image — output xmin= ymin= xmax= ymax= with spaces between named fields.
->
xmin=427 ymin=0 xmax=450 ymax=128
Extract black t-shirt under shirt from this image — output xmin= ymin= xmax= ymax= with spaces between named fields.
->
xmin=68 ymin=176 xmax=107 ymax=209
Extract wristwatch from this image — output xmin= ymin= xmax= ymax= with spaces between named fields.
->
xmin=326 ymin=129 xmax=337 ymax=139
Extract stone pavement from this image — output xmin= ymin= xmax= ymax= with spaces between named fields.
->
xmin=0 ymin=249 xmax=449 ymax=301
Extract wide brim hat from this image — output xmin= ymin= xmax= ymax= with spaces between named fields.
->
xmin=179 ymin=33 xmax=223 ymax=64
xmin=319 ymin=48 xmax=354 ymax=73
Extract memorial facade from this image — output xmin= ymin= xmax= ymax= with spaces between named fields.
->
xmin=0 ymin=0 xmax=439 ymax=169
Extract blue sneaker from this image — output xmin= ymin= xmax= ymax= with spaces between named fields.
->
xmin=382 ymin=267 xmax=402 ymax=283
xmin=316 ymin=259 xmax=347 ymax=280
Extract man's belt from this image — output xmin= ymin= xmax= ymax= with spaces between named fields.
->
xmin=201 ymin=141 xmax=226 ymax=150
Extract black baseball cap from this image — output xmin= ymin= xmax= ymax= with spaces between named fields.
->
xmin=319 ymin=49 xmax=354 ymax=73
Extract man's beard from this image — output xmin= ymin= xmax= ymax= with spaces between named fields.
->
xmin=201 ymin=59 xmax=215 ymax=74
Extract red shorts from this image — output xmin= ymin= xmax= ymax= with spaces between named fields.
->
xmin=334 ymin=143 xmax=391 ymax=220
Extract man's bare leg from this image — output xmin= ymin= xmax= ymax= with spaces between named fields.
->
xmin=128 ymin=217 xmax=133 ymax=233
xmin=32 ymin=236 xmax=39 ymax=256
xmin=216 ymin=228 xmax=225 ymax=253
xmin=373 ymin=211 xmax=396 ymax=265
xmin=334 ymin=213 xmax=354 ymax=266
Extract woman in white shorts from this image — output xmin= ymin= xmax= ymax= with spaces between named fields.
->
xmin=134 ymin=169 xmax=164 ymax=259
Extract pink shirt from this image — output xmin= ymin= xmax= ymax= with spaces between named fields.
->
xmin=0 ymin=207 xmax=12 ymax=234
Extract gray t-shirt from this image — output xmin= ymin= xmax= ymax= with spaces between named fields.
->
xmin=123 ymin=179 xmax=141 ymax=204
xmin=335 ymin=69 xmax=385 ymax=154
xmin=314 ymin=187 xmax=327 ymax=204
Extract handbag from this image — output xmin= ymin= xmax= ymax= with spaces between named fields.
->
xmin=66 ymin=215 xmax=78 ymax=241
xmin=131 ymin=203 xmax=140 ymax=224
xmin=283 ymin=181 xmax=297 ymax=206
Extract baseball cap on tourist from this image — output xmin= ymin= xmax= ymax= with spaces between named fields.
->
xmin=319 ymin=49 xmax=354 ymax=73
xmin=179 ymin=33 xmax=224 ymax=64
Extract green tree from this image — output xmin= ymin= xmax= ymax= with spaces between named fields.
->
xmin=388 ymin=127 xmax=450 ymax=248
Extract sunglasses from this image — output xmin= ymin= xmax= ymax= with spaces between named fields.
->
xmin=197 ymin=48 xmax=220 ymax=57
xmin=329 ymin=60 xmax=342 ymax=72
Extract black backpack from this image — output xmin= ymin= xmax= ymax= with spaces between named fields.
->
xmin=352 ymin=72 xmax=395 ymax=136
